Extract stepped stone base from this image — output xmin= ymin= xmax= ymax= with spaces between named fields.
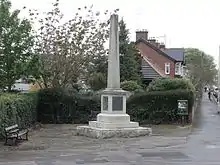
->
xmin=76 ymin=125 xmax=152 ymax=139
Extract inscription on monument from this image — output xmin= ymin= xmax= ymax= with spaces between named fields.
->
xmin=112 ymin=96 xmax=123 ymax=111
xmin=103 ymin=96 xmax=108 ymax=111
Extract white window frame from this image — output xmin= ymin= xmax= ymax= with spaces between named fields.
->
xmin=182 ymin=65 xmax=186 ymax=77
xmin=165 ymin=63 xmax=170 ymax=75
xmin=175 ymin=62 xmax=182 ymax=75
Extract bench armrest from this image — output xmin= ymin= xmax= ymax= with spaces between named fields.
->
xmin=25 ymin=128 xmax=29 ymax=133
xmin=19 ymin=126 xmax=29 ymax=131
xmin=20 ymin=127 xmax=29 ymax=133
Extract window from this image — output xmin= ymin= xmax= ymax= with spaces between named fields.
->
xmin=165 ymin=63 xmax=170 ymax=74
xmin=175 ymin=62 xmax=181 ymax=75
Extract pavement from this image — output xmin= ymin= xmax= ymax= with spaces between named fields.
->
xmin=0 ymin=93 xmax=220 ymax=164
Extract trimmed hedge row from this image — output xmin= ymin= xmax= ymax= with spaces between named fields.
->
xmin=0 ymin=88 xmax=194 ymax=137
xmin=127 ymin=89 xmax=194 ymax=124
xmin=37 ymin=88 xmax=194 ymax=125
xmin=37 ymin=88 xmax=100 ymax=124
xmin=0 ymin=92 xmax=37 ymax=138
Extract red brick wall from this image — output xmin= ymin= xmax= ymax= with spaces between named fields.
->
xmin=136 ymin=42 xmax=175 ymax=77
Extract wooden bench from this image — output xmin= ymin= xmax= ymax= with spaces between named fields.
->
xmin=4 ymin=124 xmax=29 ymax=146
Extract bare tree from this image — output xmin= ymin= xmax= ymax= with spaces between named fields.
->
xmin=29 ymin=0 xmax=115 ymax=88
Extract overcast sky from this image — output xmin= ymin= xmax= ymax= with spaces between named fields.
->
xmin=11 ymin=0 xmax=220 ymax=65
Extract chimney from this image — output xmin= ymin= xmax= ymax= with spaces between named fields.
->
xmin=136 ymin=29 xmax=148 ymax=41
xmin=159 ymin=43 xmax=165 ymax=50
xmin=148 ymin=37 xmax=157 ymax=46
xmin=155 ymin=41 xmax=160 ymax=48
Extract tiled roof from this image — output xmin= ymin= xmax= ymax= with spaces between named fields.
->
xmin=164 ymin=48 xmax=184 ymax=62
xmin=135 ymin=38 xmax=176 ymax=62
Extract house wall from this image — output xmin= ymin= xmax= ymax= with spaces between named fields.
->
xmin=136 ymin=42 xmax=175 ymax=77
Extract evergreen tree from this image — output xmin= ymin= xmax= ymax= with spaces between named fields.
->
xmin=87 ymin=54 xmax=107 ymax=90
xmin=119 ymin=19 xmax=141 ymax=83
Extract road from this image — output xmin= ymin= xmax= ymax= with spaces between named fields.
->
xmin=180 ymin=92 xmax=220 ymax=164
xmin=1 ymin=93 xmax=220 ymax=165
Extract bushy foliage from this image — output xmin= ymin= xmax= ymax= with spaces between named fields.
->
xmin=37 ymin=87 xmax=194 ymax=125
xmin=37 ymin=88 xmax=100 ymax=124
xmin=0 ymin=0 xmax=35 ymax=91
xmin=88 ymin=72 xmax=106 ymax=91
xmin=185 ymin=48 xmax=217 ymax=90
xmin=0 ymin=92 xmax=37 ymax=138
xmin=121 ymin=80 xmax=143 ymax=91
xmin=127 ymin=89 xmax=194 ymax=124
xmin=147 ymin=78 xmax=195 ymax=92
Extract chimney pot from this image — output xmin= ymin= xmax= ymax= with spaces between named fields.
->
xmin=155 ymin=42 xmax=160 ymax=48
xmin=148 ymin=38 xmax=157 ymax=46
xmin=159 ymin=43 xmax=165 ymax=50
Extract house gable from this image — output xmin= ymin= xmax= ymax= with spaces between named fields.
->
xmin=135 ymin=38 xmax=176 ymax=62
xmin=136 ymin=41 xmax=175 ymax=77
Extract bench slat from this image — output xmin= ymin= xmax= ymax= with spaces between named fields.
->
xmin=5 ymin=124 xmax=18 ymax=131
xmin=9 ymin=129 xmax=19 ymax=134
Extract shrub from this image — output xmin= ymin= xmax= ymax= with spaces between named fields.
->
xmin=0 ymin=92 xmax=37 ymax=138
xmin=75 ymin=95 xmax=100 ymax=123
xmin=121 ymin=80 xmax=143 ymax=91
xmin=127 ymin=89 xmax=194 ymax=124
xmin=88 ymin=72 xmax=106 ymax=91
xmin=147 ymin=78 xmax=195 ymax=92
xmin=37 ymin=88 xmax=77 ymax=123
xmin=37 ymin=88 xmax=100 ymax=124
xmin=36 ymin=88 xmax=194 ymax=125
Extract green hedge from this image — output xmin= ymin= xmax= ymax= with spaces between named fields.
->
xmin=37 ymin=88 xmax=100 ymax=124
xmin=37 ymin=88 xmax=194 ymax=125
xmin=0 ymin=92 xmax=37 ymax=138
xmin=127 ymin=89 xmax=194 ymax=124
xmin=0 ymin=88 xmax=194 ymax=138
xmin=147 ymin=78 xmax=195 ymax=92
xmin=121 ymin=80 xmax=143 ymax=91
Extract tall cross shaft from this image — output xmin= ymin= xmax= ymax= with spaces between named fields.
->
xmin=107 ymin=14 xmax=120 ymax=89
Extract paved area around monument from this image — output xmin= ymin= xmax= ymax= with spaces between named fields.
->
xmin=0 ymin=93 xmax=220 ymax=164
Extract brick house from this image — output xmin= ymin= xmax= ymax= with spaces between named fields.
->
xmin=135 ymin=30 xmax=185 ymax=84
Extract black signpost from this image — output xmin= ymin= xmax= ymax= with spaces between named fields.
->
xmin=177 ymin=100 xmax=188 ymax=126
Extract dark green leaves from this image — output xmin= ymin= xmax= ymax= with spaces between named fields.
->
xmin=0 ymin=0 xmax=34 ymax=91
xmin=119 ymin=19 xmax=142 ymax=83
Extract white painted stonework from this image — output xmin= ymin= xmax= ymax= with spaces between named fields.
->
xmin=76 ymin=14 xmax=152 ymax=138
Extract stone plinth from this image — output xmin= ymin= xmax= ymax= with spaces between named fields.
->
xmin=101 ymin=89 xmax=127 ymax=114
xmin=90 ymin=113 xmax=139 ymax=129
xmin=76 ymin=89 xmax=152 ymax=139
xmin=76 ymin=112 xmax=152 ymax=139
xmin=76 ymin=126 xmax=152 ymax=139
